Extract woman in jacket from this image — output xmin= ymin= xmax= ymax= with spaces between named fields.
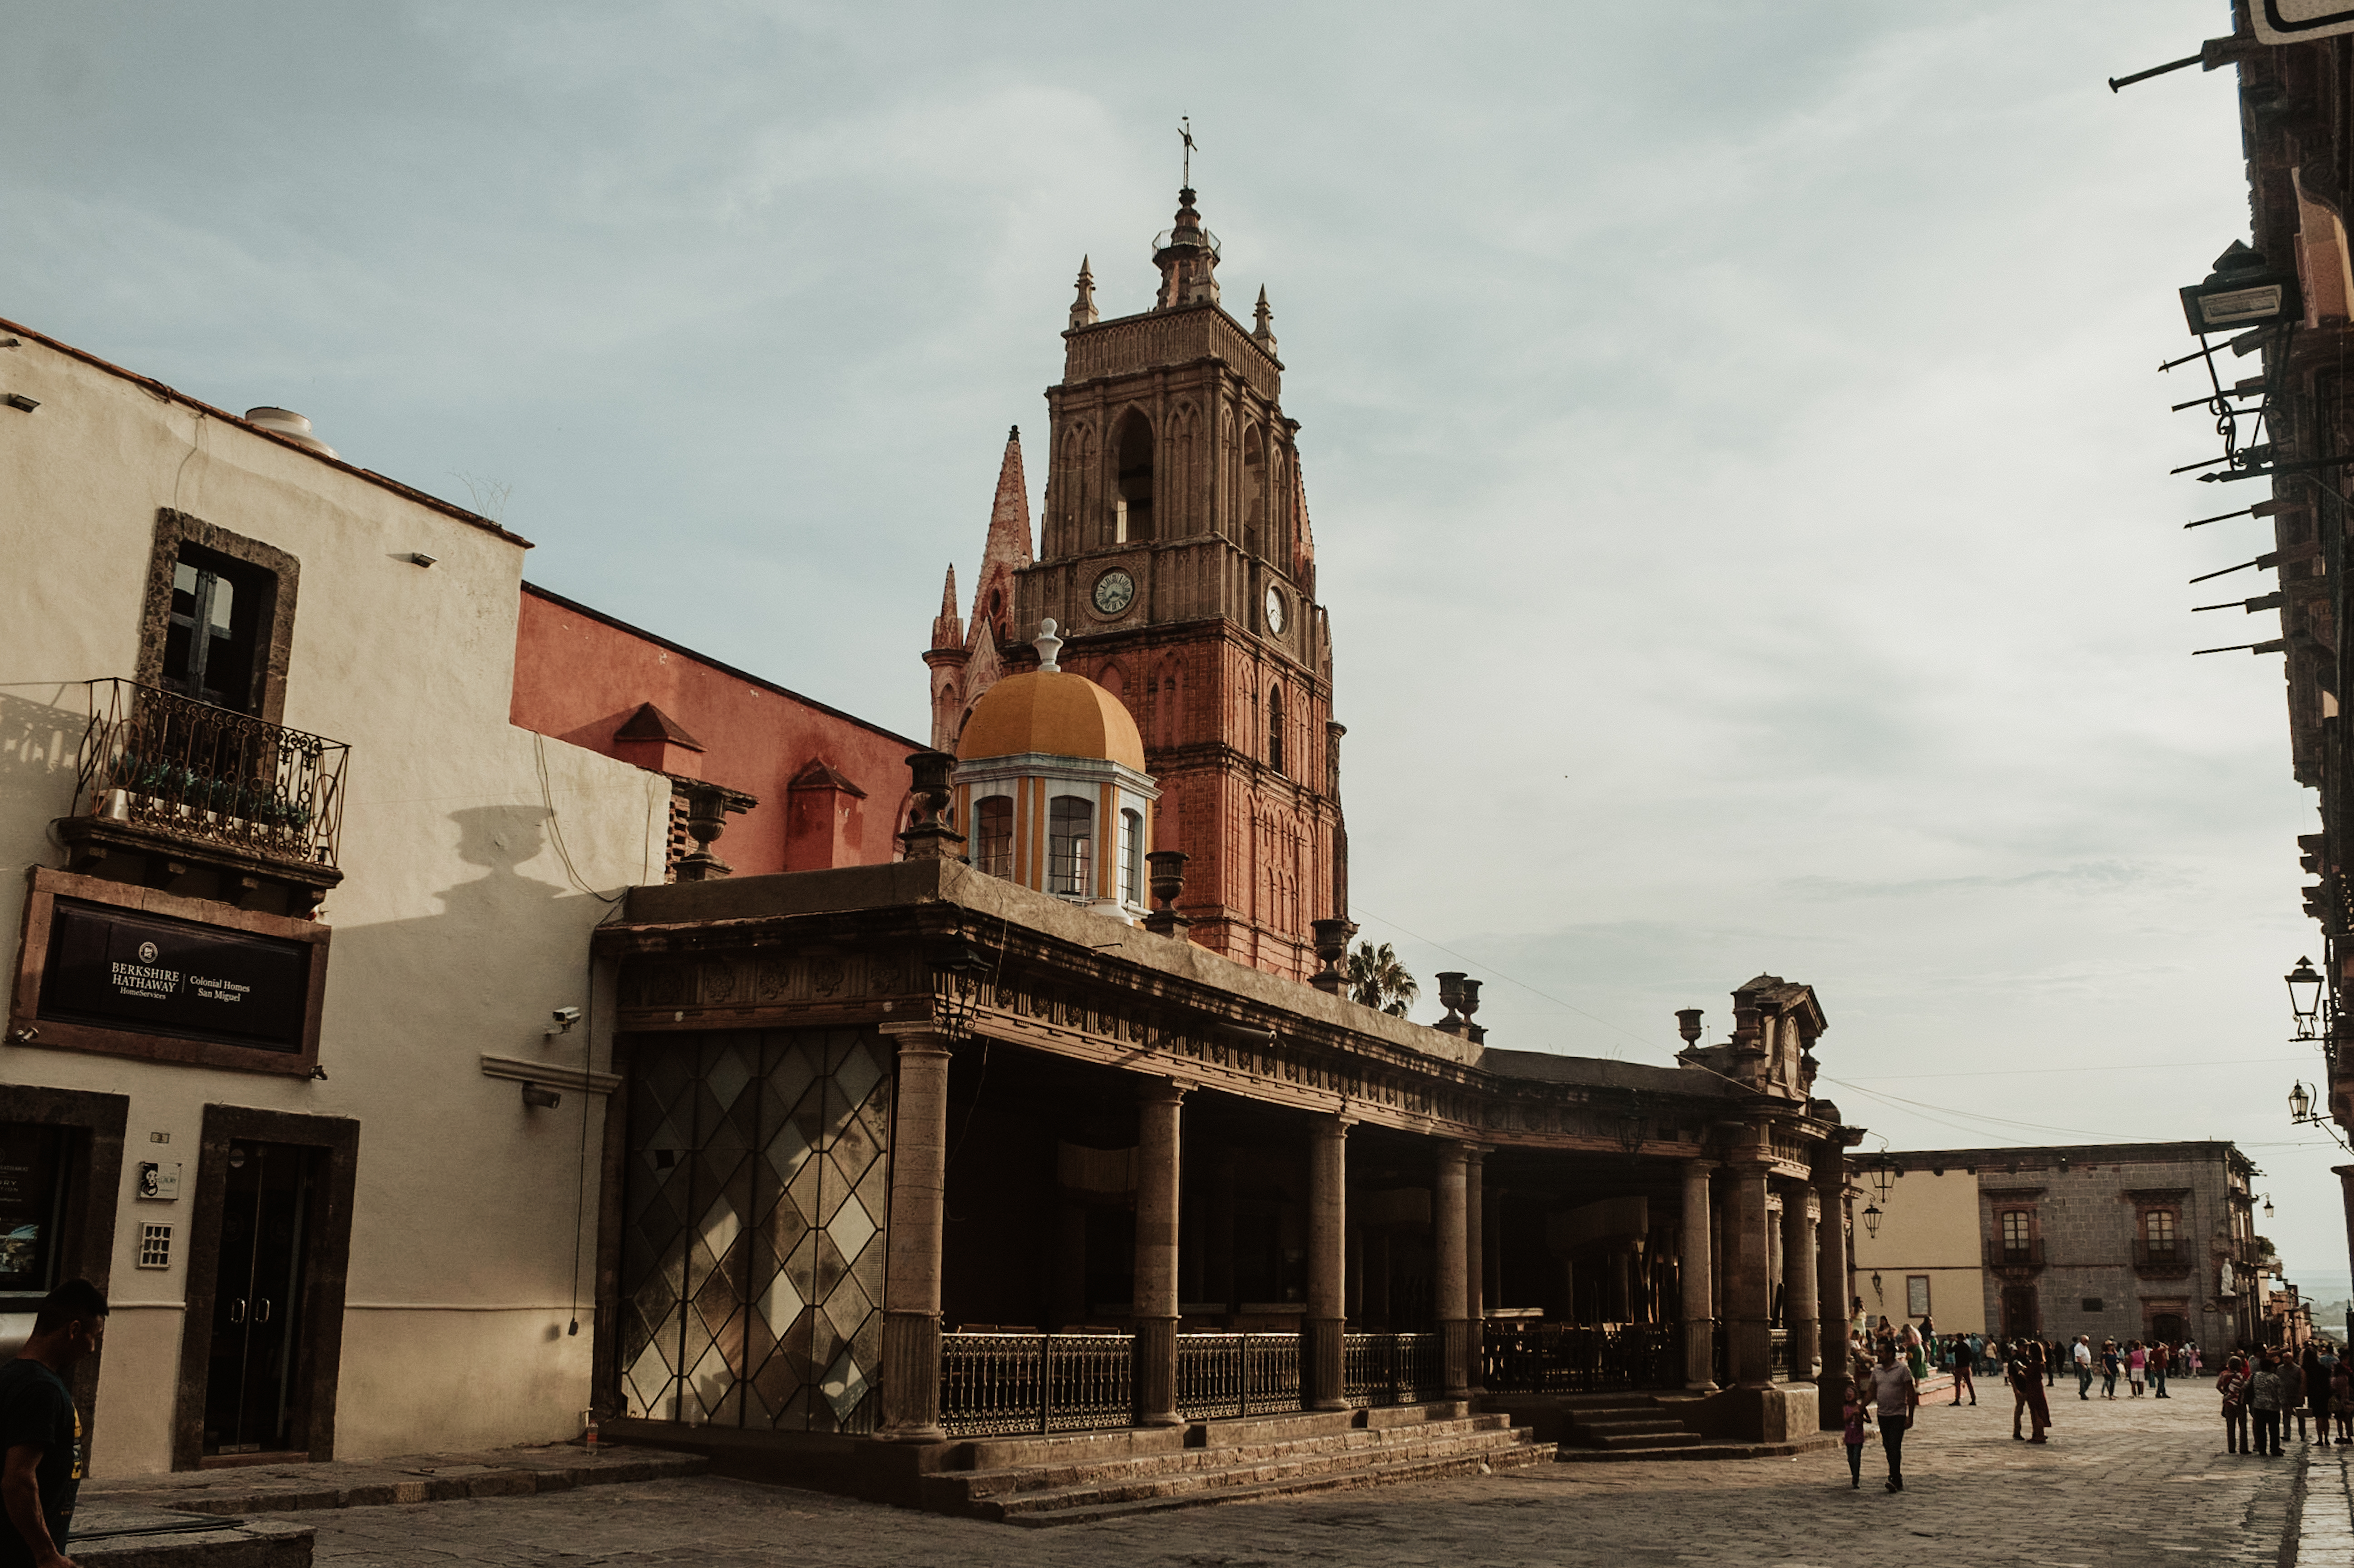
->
xmin=2220 ymin=1353 xmax=2251 ymax=1454
xmin=2251 ymin=1351 xmax=2285 ymax=1457
xmin=2305 ymin=1346 xmax=2332 ymax=1445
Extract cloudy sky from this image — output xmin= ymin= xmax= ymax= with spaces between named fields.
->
xmin=10 ymin=1 xmax=2347 ymax=1301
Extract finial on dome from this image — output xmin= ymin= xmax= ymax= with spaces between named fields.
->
xmin=1034 ymin=618 xmax=1063 ymax=672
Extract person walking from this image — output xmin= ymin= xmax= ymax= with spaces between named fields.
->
xmin=2005 ymin=1337 xmax=2043 ymax=1431
xmin=2100 ymin=1340 xmax=2121 ymax=1400
xmin=2220 ymin=1353 xmax=2251 ymax=1454
xmin=1 ymin=1278 xmax=109 ymax=1568
xmin=2046 ymin=1337 xmax=2059 ymax=1388
xmin=2333 ymin=1357 xmax=2352 ymax=1443
xmin=1870 ymin=1341 xmax=1918 ymax=1492
xmin=2127 ymin=1340 xmax=2146 ymax=1397
xmin=2306 ymin=1346 xmax=2332 ymax=1446
xmin=2280 ymin=1352 xmax=2307 ymax=1444
xmin=1840 ymin=1378 xmax=1870 ymax=1490
xmin=2252 ymin=1351 xmax=2285 ymax=1457
xmin=2073 ymin=1335 xmax=2094 ymax=1399
xmin=2021 ymin=1341 xmax=2051 ymax=1442
xmin=1950 ymin=1333 xmax=1976 ymax=1406
xmin=2152 ymin=1341 xmax=2171 ymax=1398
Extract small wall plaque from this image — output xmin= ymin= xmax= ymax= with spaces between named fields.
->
xmin=136 ymin=1161 xmax=182 ymax=1201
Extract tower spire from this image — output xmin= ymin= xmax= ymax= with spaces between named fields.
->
xmin=931 ymin=563 xmax=962 ymax=651
xmin=1253 ymin=285 xmax=1276 ymax=350
xmin=1070 ymin=256 xmax=1098 ymax=330
xmin=1152 ymin=186 xmax=1220 ymax=311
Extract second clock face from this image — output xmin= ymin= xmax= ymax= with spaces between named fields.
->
xmin=1092 ymin=569 xmax=1136 ymax=617
xmin=1264 ymin=585 xmax=1287 ymax=634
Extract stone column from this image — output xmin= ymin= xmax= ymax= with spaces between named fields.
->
xmin=1727 ymin=1139 xmax=1775 ymax=1388
xmin=1304 ymin=1114 xmax=1351 ymax=1410
xmin=1815 ymin=1158 xmax=1851 ymax=1423
xmin=1465 ymin=1147 xmax=1487 ymax=1392
xmin=1680 ymin=1159 xmax=1716 ymax=1390
xmin=877 ymin=1026 xmax=953 ymax=1440
xmin=1436 ymin=1142 xmax=1472 ymax=1400
xmin=1780 ymin=1185 xmax=1818 ymax=1383
xmin=1133 ymin=1078 xmax=1189 ymax=1426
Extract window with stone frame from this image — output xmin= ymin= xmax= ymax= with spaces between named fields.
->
xmin=2143 ymin=1208 xmax=2178 ymax=1259
xmin=973 ymin=796 xmax=1014 ymax=879
xmin=1267 ymin=684 xmax=1285 ymax=774
xmin=136 ymin=510 xmax=300 ymax=727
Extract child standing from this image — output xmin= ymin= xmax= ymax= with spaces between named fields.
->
xmin=1842 ymin=1380 xmax=1870 ymax=1489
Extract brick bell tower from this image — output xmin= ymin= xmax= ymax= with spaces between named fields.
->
xmin=1005 ymin=183 xmax=1348 ymax=981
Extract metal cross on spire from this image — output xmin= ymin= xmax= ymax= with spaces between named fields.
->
xmin=1179 ymin=116 xmax=1198 ymax=187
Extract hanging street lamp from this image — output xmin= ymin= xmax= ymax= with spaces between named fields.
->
xmin=2288 ymin=957 xmax=2325 ymax=1040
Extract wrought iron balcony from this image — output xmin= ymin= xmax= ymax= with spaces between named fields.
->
xmin=2131 ymin=1239 xmax=2193 ymax=1276
xmin=67 ymin=680 xmax=348 ymax=885
xmin=1983 ymin=1237 xmax=2045 ymax=1270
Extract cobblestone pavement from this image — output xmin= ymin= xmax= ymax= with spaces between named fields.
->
xmin=296 ymin=1386 xmax=2318 ymax=1567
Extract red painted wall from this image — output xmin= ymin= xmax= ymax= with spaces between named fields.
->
xmin=510 ymin=584 xmax=920 ymax=874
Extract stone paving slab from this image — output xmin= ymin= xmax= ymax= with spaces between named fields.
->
xmin=277 ymin=1392 xmax=2321 ymax=1567
xmin=83 ymin=1444 xmax=703 ymax=1516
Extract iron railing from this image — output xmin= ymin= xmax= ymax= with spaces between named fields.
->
xmin=938 ymin=1332 xmax=1134 ymax=1437
xmin=1481 ymin=1323 xmax=1679 ymax=1393
xmin=2131 ymin=1239 xmax=2193 ymax=1274
xmin=1176 ymin=1332 xmax=1301 ymax=1420
xmin=1983 ymin=1238 xmax=2046 ymax=1269
xmin=1344 ymin=1331 xmax=1443 ymax=1407
xmin=75 ymin=680 xmax=347 ymax=868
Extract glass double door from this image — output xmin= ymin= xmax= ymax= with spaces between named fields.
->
xmin=203 ymin=1140 xmax=317 ymax=1457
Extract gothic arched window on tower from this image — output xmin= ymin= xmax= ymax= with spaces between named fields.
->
xmin=1268 ymin=684 xmax=1285 ymax=776
xmin=1048 ymin=795 xmax=1094 ymax=897
xmin=973 ymin=795 xmax=1014 ymax=878
xmin=1115 ymin=412 xmax=1155 ymax=545
xmin=1242 ymin=425 xmax=1266 ymax=557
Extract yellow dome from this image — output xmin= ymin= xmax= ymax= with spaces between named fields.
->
xmin=958 ymin=670 xmax=1146 ymax=770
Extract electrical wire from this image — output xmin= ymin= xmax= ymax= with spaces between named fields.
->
xmin=534 ymin=731 xmax=624 ymax=905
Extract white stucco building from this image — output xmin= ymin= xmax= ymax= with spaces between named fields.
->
xmin=0 ymin=318 xmax=663 ymax=1474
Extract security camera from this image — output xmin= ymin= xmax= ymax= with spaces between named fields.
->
xmin=549 ymin=1007 xmax=582 ymax=1032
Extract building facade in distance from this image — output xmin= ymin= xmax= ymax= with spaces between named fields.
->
xmin=1850 ymin=1142 xmax=2272 ymax=1351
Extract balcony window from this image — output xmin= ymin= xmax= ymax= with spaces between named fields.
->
xmin=162 ymin=549 xmax=265 ymax=715
xmin=2143 ymin=1209 xmax=2177 ymax=1259
xmin=1998 ymin=1209 xmax=2033 ymax=1264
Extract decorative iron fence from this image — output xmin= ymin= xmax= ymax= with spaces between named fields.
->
xmin=1482 ymin=1322 xmax=1680 ymax=1393
xmin=1177 ymin=1332 xmax=1302 ymax=1420
xmin=74 ymin=679 xmax=347 ymax=868
xmin=939 ymin=1332 xmax=1135 ymax=1437
xmin=1343 ymin=1331 xmax=1443 ymax=1406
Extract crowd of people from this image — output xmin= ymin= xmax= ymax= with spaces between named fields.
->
xmin=1830 ymin=1309 xmax=2340 ymax=1492
xmin=2213 ymin=1343 xmax=2353 ymax=1455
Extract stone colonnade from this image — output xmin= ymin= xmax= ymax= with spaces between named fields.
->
xmin=877 ymin=1031 xmax=1842 ymax=1440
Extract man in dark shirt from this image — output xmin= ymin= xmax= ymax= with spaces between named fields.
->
xmin=1 ymin=1280 xmax=109 ymax=1568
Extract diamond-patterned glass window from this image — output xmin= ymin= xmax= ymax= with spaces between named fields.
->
xmin=620 ymin=1029 xmax=892 ymax=1434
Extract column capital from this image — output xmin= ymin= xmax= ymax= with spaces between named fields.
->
xmin=1138 ymin=1075 xmax=1195 ymax=1105
xmin=877 ymin=1021 xmax=956 ymax=1054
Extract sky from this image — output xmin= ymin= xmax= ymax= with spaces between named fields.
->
xmin=10 ymin=0 xmax=2350 ymax=1302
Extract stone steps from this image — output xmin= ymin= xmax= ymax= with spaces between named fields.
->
xmin=925 ymin=1404 xmax=1552 ymax=1523
xmin=984 ymin=1430 xmax=1553 ymax=1526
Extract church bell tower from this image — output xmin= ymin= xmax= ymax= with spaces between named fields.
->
xmin=1011 ymin=184 xmax=1347 ymax=981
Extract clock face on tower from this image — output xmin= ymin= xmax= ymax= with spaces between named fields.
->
xmin=1264 ymin=585 xmax=1287 ymax=634
xmin=1091 ymin=568 xmax=1137 ymax=617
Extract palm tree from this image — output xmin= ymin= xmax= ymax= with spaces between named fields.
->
xmin=1345 ymin=940 xmax=1419 ymax=1017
